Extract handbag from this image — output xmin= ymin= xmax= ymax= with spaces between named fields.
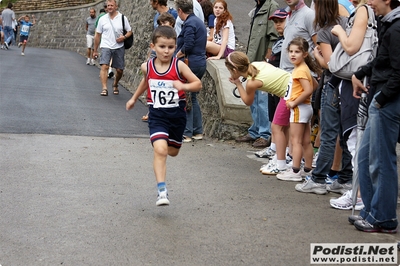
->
xmin=328 ymin=5 xmax=378 ymax=80
xmin=122 ymin=15 xmax=133 ymax=49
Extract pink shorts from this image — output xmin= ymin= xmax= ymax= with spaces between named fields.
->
xmin=272 ymin=98 xmax=290 ymax=126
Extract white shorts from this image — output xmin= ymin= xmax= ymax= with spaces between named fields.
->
xmin=86 ymin=35 xmax=94 ymax=48
xmin=290 ymin=103 xmax=313 ymax=123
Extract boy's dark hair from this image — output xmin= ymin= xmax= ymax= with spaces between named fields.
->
xmin=99 ymin=8 xmax=106 ymax=13
xmin=157 ymin=12 xmax=176 ymax=27
xmin=151 ymin=25 xmax=177 ymax=44
xmin=7 ymin=3 xmax=13 ymax=8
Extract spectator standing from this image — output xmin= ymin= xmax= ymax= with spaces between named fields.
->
xmin=205 ymin=0 xmax=235 ymax=60
xmin=93 ymin=0 xmax=132 ymax=96
xmin=350 ymin=0 xmax=400 ymax=233
xmin=175 ymin=0 xmax=207 ymax=142
xmin=296 ymin=0 xmax=371 ymax=195
xmin=1 ymin=3 xmax=15 ymax=50
xmin=235 ymin=0 xmax=279 ymax=149
xmin=258 ymin=9 xmax=293 ymax=176
xmin=311 ymin=0 xmax=360 ymax=209
xmin=17 ymin=14 xmax=36 ymax=56
xmin=86 ymin=8 xmax=97 ymax=65
xmin=280 ymin=0 xmax=316 ymax=73
xmin=276 ymin=37 xmax=321 ymax=181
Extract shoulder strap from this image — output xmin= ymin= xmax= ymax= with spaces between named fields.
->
xmin=122 ymin=14 xmax=125 ymax=31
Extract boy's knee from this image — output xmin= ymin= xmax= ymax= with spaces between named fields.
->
xmin=168 ymin=147 xmax=180 ymax=157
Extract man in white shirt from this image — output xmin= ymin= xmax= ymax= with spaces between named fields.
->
xmin=93 ymin=0 xmax=132 ymax=96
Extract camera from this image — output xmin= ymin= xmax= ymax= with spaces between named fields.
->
xmin=232 ymin=77 xmax=247 ymax=98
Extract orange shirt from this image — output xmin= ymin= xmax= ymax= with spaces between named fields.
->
xmin=289 ymin=62 xmax=312 ymax=105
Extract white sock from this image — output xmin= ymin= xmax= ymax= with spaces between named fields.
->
xmin=277 ymin=160 xmax=287 ymax=170
xmin=270 ymin=142 xmax=276 ymax=151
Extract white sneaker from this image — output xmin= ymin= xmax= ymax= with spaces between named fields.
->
xmin=255 ymin=147 xmax=276 ymax=158
xmin=91 ymin=59 xmax=95 ymax=65
xmin=262 ymin=165 xmax=287 ymax=175
xmin=156 ymin=190 xmax=170 ymax=206
xmin=4 ymin=42 xmax=9 ymax=50
xmin=330 ymin=190 xmax=364 ymax=210
xmin=21 ymin=52 xmax=25 ymax=56
xmin=259 ymin=159 xmax=276 ymax=172
xmin=0 ymin=45 xmax=4 ymax=50
xmin=192 ymin=134 xmax=203 ymax=140
xmin=295 ymin=178 xmax=327 ymax=194
xmin=108 ymin=71 xmax=114 ymax=79
xmin=276 ymin=168 xmax=302 ymax=182
xmin=86 ymin=58 xmax=90 ymax=65
xmin=18 ymin=42 xmax=22 ymax=48
xmin=286 ymin=153 xmax=293 ymax=167
xmin=183 ymin=135 xmax=192 ymax=143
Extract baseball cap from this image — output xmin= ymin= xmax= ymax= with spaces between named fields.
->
xmin=268 ymin=8 xmax=288 ymax=20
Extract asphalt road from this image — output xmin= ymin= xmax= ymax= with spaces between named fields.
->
xmin=1 ymin=46 xmax=400 ymax=265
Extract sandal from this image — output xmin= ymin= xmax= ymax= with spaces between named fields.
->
xmin=100 ymin=89 xmax=108 ymax=96
xmin=113 ymin=84 xmax=119 ymax=95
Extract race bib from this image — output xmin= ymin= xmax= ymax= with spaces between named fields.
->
xmin=149 ymin=79 xmax=179 ymax=108
xmin=283 ymin=76 xmax=293 ymax=101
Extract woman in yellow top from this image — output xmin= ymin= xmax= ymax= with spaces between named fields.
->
xmin=225 ymin=51 xmax=292 ymax=175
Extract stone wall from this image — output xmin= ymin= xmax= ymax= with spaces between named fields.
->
xmin=15 ymin=0 xmax=250 ymax=140
xmin=12 ymin=0 xmax=96 ymax=11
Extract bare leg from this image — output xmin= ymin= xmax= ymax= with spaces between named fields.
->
xmin=272 ymin=123 xmax=289 ymax=161
xmin=100 ymin=64 xmax=109 ymax=95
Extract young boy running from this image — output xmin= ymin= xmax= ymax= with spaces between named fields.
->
xmin=126 ymin=26 xmax=202 ymax=206
xmin=17 ymin=14 xmax=36 ymax=56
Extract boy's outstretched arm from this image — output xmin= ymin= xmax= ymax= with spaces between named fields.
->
xmin=173 ymin=61 xmax=202 ymax=92
xmin=126 ymin=63 xmax=148 ymax=110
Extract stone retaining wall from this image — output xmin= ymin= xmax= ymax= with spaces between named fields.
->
xmin=12 ymin=0 xmax=96 ymax=12
xmin=15 ymin=0 xmax=250 ymax=140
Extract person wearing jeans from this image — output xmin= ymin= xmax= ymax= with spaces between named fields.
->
xmin=1 ymin=3 xmax=15 ymax=49
xmin=248 ymin=91 xmax=271 ymax=145
xmin=349 ymin=0 xmax=400 ymax=233
xmin=184 ymin=66 xmax=206 ymax=140
xmin=175 ymin=0 xmax=207 ymax=143
xmin=355 ymin=92 xmax=400 ymax=231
